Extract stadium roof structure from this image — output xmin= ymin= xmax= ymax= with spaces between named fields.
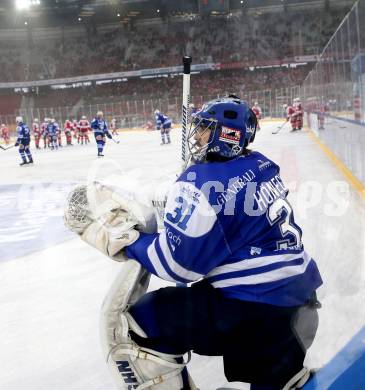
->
xmin=0 ymin=0 xmax=354 ymax=28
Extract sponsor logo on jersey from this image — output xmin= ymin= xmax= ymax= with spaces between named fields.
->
xmin=217 ymin=169 xmax=256 ymax=206
xmin=166 ymin=227 xmax=181 ymax=249
xmin=274 ymin=244 xmax=303 ymax=252
xmin=181 ymin=185 xmax=201 ymax=203
xmin=257 ymin=159 xmax=272 ymax=171
xmin=219 ymin=127 xmax=241 ymax=145
xmin=115 ymin=360 xmax=139 ymax=388
xmin=250 ymin=246 xmax=262 ymax=256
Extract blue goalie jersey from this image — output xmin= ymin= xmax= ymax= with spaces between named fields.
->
xmin=126 ymin=151 xmax=323 ymax=307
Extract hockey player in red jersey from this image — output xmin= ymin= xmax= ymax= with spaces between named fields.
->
xmin=78 ymin=116 xmax=90 ymax=145
xmin=1 ymin=123 xmax=10 ymax=144
xmin=143 ymin=121 xmax=154 ymax=130
xmin=252 ymin=101 xmax=262 ymax=131
xmin=41 ymin=118 xmax=49 ymax=148
xmin=110 ymin=118 xmax=118 ymax=135
xmin=64 ymin=119 xmax=73 ymax=146
xmin=293 ymin=98 xmax=304 ymax=131
xmin=286 ymin=104 xmax=297 ymax=131
xmin=71 ymin=119 xmax=78 ymax=141
xmin=32 ymin=119 xmax=41 ymax=149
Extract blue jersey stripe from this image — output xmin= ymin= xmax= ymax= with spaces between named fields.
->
xmin=207 ymin=250 xmax=306 ymax=277
xmin=207 ymin=257 xmax=305 ymax=283
xmin=154 ymin=238 xmax=192 ymax=284
xmin=158 ymin=232 xmax=203 ymax=282
xmin=210 ymin=254 xmax=311 ymax=287
xmin=218 ymin=260 xmax=322 ymax=306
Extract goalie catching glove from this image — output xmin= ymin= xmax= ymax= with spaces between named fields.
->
xmin=64 ymin=182 xmax=157 ymax=261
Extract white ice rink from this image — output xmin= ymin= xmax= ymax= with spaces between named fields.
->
xmin=1 ymin=122 xmax=364 ymax=389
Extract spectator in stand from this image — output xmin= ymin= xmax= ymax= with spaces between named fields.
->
xmin=0 ymin=7 xmax=349 ymax=83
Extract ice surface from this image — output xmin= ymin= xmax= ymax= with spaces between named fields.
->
xmin=0 ymin=123 xmax=364 ymax=389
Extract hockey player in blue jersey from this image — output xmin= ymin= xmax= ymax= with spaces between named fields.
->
xmin=65 ymin=96 xmax=322 ymax=389
xmin=91 ymin=111 xmax=112 ymax=157
xmin=46 ymin=118 xmax=59 ymax=150
xmin=15 ymin=116 xmax=33 ymax=166
xmin=155 ymin=109 xmax=172 ymax=145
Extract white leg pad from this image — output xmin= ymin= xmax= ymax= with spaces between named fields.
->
xmin=100 ymin=260 xmax=196 ymax=389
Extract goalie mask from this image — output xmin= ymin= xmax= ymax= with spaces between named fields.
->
xmin=187 ymin=96 xmax=257 ymax=163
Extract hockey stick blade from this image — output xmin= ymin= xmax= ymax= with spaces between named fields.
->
xmin=272 ymin=122 xmax=287 ymax=134
xmin=0 ymin=144 xmax=16 ymax=150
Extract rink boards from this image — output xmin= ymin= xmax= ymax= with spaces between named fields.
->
xmin=304 ymin=325 xmax=365 ymax=389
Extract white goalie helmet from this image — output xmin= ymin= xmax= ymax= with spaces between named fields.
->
xmin=154 ymin=109 xmax=160 ymax=115
xmin=16 ymin=116 xmax=23 ymax=124
xmin=82 ymin=115 xmax=86 ymax=120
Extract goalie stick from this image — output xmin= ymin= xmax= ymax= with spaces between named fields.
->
xmin=181 ymin=56 xmax=192 ymax=171
xmin=151 ymin=57 xmax=192 ymax=287
xmin=177 ymin=56 xmax=192 ymax=287
xmin=152 ymin=56 xmax=193 ymax=224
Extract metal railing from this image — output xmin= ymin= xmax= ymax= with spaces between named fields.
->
xmin=1 ymin=86 xmax=302 ymax=132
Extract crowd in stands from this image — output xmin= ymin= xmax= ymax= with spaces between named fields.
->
xmin=26 ymin=66 xmax=310 ymax=110
xmin=0 ymin=7 xmax=348 ymax=83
